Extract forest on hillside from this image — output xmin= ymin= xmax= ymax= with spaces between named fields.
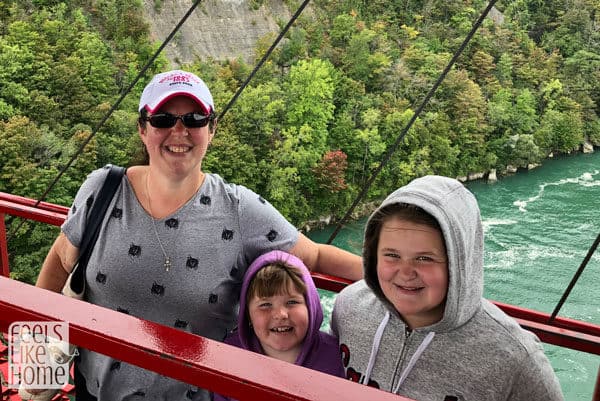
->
xmin=2 ymin=0 xmax=600 ymax=282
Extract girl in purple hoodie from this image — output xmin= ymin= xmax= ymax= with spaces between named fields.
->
xmin=214 ymin=250 xmax=345 ymax=401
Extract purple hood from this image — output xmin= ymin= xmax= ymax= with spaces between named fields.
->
xmin=234 ymin=250 xmax=324 ymax=366
xmin=214 ymin=249 xmax=344 ymax=401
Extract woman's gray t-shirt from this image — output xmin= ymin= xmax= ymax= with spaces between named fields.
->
xmin=62 ymin=166 xmax=299 ymax=400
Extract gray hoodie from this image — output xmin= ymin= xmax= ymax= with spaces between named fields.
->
xmin=331 ymin=175 xmax=564 ymax=401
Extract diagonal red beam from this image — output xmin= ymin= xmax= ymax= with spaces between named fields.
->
xmin=493 ymin=300 xmax=600 ymax=338
xmin=0 ymin=192 xmax=70 ymax=215
xmin=0 ymin=276 xmax=411 ymax=401
xmin=0 ymin=200 xmax=66 ymax=227
xmin=513 ymin=318 xmax=600 ymax=355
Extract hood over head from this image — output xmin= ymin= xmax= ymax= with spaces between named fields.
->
xmin=363 ymin=175 xmax=484 ymax=331
xmin=237 ymin=250 xmax=324 ymax=365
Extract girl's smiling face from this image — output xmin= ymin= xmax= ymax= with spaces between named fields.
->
xmin=247 ymin=285 xmax=309 ymax=364
xmin=376 ymin=216 xmax=448 ymax=329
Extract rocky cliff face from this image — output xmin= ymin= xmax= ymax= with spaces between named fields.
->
xmin=143 ymin=0 xmax=292 ymax=64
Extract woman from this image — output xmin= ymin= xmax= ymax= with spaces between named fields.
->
xmin=36 ymin=69 xmax=361 ymax=400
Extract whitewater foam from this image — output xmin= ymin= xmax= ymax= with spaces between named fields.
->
xmin=514 ymin=170 xmax=600 ymax=211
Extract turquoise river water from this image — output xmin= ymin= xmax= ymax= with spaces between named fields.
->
xmin=309 ymin=151 xmax=600 ymax=401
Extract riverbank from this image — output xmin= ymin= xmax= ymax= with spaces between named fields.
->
xmin=301 ymin=145 xmax=598 ymax=232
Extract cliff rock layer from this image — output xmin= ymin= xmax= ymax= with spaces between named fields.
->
xmin=143 ymin=0 xmax=292 ymax=64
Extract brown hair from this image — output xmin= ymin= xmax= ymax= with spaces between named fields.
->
xmin=363 ymin=203 xmax=444 ymax=304
xmin=246 ymin=261 xmax=307 ymax=304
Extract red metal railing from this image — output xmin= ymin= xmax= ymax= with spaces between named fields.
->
xmin=0 ymin=276 xmax=410 ymax=401
xmin=1 ymin=191 xmax=600 ymax=400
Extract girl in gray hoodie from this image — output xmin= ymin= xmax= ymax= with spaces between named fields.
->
xmin=331 ymin=175 xmax=564 ymax=400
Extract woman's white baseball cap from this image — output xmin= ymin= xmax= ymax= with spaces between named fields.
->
xmin=139 ymin=70 xmax=214 ymax=115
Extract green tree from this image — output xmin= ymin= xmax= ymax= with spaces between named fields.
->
xmin=541 ymin=3 xmax=596 ymax=57
xmin=487 ymin=88 xmax=513 ymax=137
xmin=505 ymin=134 xmax=544 ymax=167
xmin=535 ymin=109 xmax=584 ymax=154
xmin=339 ymin=27 xmax=392 ymax=90
xmin=275 ymin=27 xmax=308 ymax=70
xmin=496 ymin=53 xmax=513 ymax=86
xmin=226 ymin=81 xmax=285 ymax=166
xmin=284 ymin=59 xmax=336 ymax=155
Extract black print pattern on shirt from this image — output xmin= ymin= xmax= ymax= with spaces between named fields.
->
xmin=165 ymin=218 xmax=179 ymax=229
xmin=174 ymin=319 xmax=188 ymax=329
xmin=229 ymin=266 xmax=239 ymax=278
xmin=132 ymin=390 xmax=145 ymax=396
xmin=186 ymin=389 xmax=197 ymax=399
xmin=186 ymin=256 xmax=198 ymax=269
xmin=258 ymin=196 xmax=266 ymax=204
xmin=111 ymin=207 xmax=123 ymax=219
xmin=340 ymin=343 xmax=380 ymax=388
xmin=95 ymin=272 xmax=107 ymax=284
xmin=200 ymin=195 xmax=211 ymax=205
xmin=208 ymin=294 xmax=218 ymax=303
xmin=222 ymin=229 xmax=234 ymax=241
xmin=151 ymin=282 xmax=165 ymax=296
xmin=110 ymin=361 xmax=121 ymax=371
xmin=266 ymin=229 xmax=278 ymax=242
xmin=117 ymin=307 xmax=129 ymax=314
xmin=128 ymin=244 xmax=141 ymax=257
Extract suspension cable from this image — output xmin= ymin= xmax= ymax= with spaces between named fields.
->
xmin=549 ymin=231 xmax=600 ymax=322
xmin=218 ymin=0 xmax=311 ymax=121
xmin=326 ymin=0 xmax=498 ymax=244
xmin=6 ymin=0 xmax=204 ymax=241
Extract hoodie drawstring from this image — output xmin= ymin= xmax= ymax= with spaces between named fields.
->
xmin=392 ymin=331 xmax=435 ymax=393
xmin=361 ymin=311 xmax=436 ymax=394
xmin=361 ymin=311 xmax=390 ymax=385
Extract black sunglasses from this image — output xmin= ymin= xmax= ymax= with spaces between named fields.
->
xmin=145 ymin=112 xmax=212 ymax=129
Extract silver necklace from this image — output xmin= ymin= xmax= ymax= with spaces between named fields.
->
xmin=145 ymin=174 xmax=174 ymax=272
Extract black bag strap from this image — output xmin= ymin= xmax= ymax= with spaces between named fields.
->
xmin=69 ymin=164 xmax=126 ymax=294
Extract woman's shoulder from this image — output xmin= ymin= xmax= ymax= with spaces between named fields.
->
xmin=85 ymin=165 xmax=113 ymax=183
xmin=204 ymin=174 xmax=257 ymax=196
xmin=204 ymin=174 xmax=276 ymax=211
xmin=72 ymin=165 xmax=120 ymax=199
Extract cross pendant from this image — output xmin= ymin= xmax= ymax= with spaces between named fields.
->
xmin=164 ymin=258 xmax=172 ymax=272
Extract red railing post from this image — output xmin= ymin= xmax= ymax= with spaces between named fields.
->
xmin=0 ymin=212 xmax=10 ymax=277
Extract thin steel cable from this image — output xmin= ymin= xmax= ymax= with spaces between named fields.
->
xmin=218 ymin=0 xmax=311 ymax=121
xmin=549 ymin=231 xmax=600 ymax=322
xmin=326 ymin=0 xmax=498 ymax=244
xmin=6 ymin=0 xmax=204 ymax=241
